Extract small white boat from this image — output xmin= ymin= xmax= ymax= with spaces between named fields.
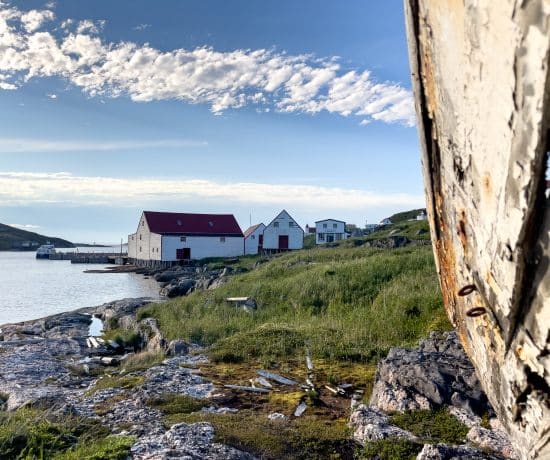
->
xmin=36 ymin=244 xmax=56 ymax=259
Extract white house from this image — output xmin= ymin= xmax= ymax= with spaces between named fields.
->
xmin=315 ymin=219 xmax=348 ymax=244
xmin=128 ymin=211 xmax=244 ymax=266
xmin=262 ymin=210 xmax=304 ymax=251
xmin=243 ymin=223 xmax=265 ymax=255
xmin=416 ymin=210 xmax=428 ymax=221
xmin=380 ymin=218 xmax=393 ymax=225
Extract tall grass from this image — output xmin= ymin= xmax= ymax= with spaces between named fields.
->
xmin=140 ymin=245 xmax=450 ymax=363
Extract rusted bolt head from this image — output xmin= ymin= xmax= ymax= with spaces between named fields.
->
xmin=466 ymin=307 xmax=487 ymax=318
xmin=458 ymin=285 xmax=477 ymax=296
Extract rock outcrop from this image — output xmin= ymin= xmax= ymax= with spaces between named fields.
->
xmin=349 ymin=405 xmax=417 ymax=444
xmin=369 ymin=331 xmax=487 ymax=414
xmin=130 ymin=423 xmax=256 ymax=459
xmin=350 ymin=332 xmax=517 ymax=459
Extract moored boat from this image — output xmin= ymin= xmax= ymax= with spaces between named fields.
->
xmin=36 ymin=244 xmax=56 ymax=259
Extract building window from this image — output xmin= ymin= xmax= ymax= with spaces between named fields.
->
xmin=180 ymin=236 xmax=186 ymax=242
xmin=141 ymin=221 xmax=144 ymax=227
xmin=289 ymin=222 xmax=294 ymax=227
xmin=333 ymin=223 xmax=337 ymax=228
xmin=139 ymin=246 xmax=142 ymax=252
xmin=318 ymin=233 xmax=325 ymax=241
xmin=274 ymin=222 xmax=279 ymax=228
xmin=139 ymin=234 xmax=142 ymax=240
xmin=131 ymin=236 xmax=134 ymax=240
xmin=220 ymin=237 xmax=226 ymax=242
xmin=251 ymin=235 xmax=255 ymax=240
xmin=323 ymin=223 xmax=327 ymax=229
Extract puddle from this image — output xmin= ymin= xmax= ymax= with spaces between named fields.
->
xmin=88 ymin=315 xmax=104 ymax=337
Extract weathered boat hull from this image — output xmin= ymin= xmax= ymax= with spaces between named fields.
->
xmin=404 ymin=1 xmax=550 ymax=457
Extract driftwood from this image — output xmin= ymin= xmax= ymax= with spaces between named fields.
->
xmin=404 ymin=1 xmax=550 ymax=458
xmin=223 ymin=384 xmax=270 ymax=394
xmin=293 ymin=401 xmax=307 ymax=417
xmin=256 ymin=370 xmax=297 ymax=385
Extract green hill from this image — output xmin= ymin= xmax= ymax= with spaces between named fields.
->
xmin=0 ymin=223 xmax=74 ymax=251
xmin=388 ymin=208 xmax=426 ymax=223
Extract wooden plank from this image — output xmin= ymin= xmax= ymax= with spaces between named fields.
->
xmin=224 ymin=384 xmax=270 ymax=394
xmin=256 ymin=370 xmax=298 ymax=385
xmin=404 ymin=1 xmax=550 ymax=457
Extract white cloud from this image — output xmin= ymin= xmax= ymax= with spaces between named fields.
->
xmin=0 ymin=171 xmax=425 ymax=210
xmin=75 ymin=19 xmax=104 ymax=35
xmin=0 ymin=5 xmax=416 ymax=126
xmin=46 ymin=93 xmax=57 ymax=99
xmin=20 ymin=9 xmax=54 ymax=32
xmin=9 ymin=223 xmax=41 ymax=229
xmin=0 ymin=137 xmax=207 ymax=153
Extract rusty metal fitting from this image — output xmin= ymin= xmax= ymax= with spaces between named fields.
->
xmin=466 ymin=307 xmax=487 ymax=317
xmin=458 ymin=284 xmax=477 ymax=296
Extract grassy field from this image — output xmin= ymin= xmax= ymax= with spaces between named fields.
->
xmin=140 ymin=243 xmax=449 ymax=365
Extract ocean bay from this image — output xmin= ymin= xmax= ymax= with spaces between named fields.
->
xmin=0 ymin=250 xmax=159 ymax=325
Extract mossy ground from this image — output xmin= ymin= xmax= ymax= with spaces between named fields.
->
xmin=0 ymin=407 xmax=134 ymax=459
xmin=87 ymin=374 xmax=144 ymax=395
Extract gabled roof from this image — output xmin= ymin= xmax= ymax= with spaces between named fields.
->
xmin=244 ymin=223 xmax=265 ymax=238
xmin=265 ymin=209 xmax=304 ymax=233
xmin=315 ymin=218 xmax=346 ymax=224
xmin=143 ymin=211 xmax=243 ymax=236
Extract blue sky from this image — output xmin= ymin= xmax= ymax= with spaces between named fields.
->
xmin=0 ymin=1 xmax=424 ymax=243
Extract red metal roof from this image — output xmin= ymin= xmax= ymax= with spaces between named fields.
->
xmin=143 ymin=211 xmax=243 ymax=236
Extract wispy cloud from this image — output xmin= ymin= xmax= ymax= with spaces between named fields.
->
xmin=0 ymin=5 xmax=415 ymax=126
xmin=133 ymin=23 xmax=151 ymax=31
xmin=8 ymin=223 xmax=41 ymax=230
xmin=0 ymin=138 xmax=207 ymax=153
xmin=0 ymin=172 xmax=425 ymax=210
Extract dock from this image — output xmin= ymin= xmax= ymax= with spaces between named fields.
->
xmin=49 ymin=252 xmax=128 ymax=264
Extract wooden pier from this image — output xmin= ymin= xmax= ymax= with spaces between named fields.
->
xmin=48 ymin=252 xmax=128 ymax=264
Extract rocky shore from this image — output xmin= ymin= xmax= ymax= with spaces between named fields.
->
xmin=0 ymin=292 xmax=518 ymax=459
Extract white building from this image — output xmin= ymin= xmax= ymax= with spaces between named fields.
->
xmin=416 ymin=210 xmax=428 ymax=221
xmin=380 ymin=218 xmax=393 ymax=226
xmin=128 ymin=211 xmax=244 ymax=266
xmin=315 ymin=219 xmax=348 ymax=244
xmin=262 ymin=210 xmax=304 ymax=251
xmin=243 ymin=223 xmax=265 ymax=255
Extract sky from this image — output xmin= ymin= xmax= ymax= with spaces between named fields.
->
xmin=0 ymin=0 xmax=425 ymax=243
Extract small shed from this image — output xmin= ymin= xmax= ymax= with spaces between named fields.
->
xmin=243 ymin=223 xmax=265 ymax=255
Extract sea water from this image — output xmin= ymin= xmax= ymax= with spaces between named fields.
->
xmin=0 ymin=250 xmax=160 ymax=325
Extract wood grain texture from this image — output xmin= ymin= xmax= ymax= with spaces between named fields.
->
xmin=404 ymin=1 xmax=550 ymax=457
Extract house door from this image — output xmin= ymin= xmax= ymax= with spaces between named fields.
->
xmin=327 ymin=234 xmax=334 ymax=243
xmin=278 ymin=235 xmax=289 ymax=250
xmin=176 ymin=248 xmax=191 ymax=260
xmin=258 ymin=234 xmax=263 ymax=253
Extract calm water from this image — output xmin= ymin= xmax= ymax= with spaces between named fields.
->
xmin=0 ymin=250 xmax=160 ymax=325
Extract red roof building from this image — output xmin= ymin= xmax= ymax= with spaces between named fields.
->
xmin=143 ymin=211 xmax=243 ymax=237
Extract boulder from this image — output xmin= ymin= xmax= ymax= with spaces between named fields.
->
xmin=369 ymin=331 xmax=488 ymax=415
xmin=349 ymin=405 xmax=418 ymax=445
xmin=467 ymin=426 xmax=517 ymax=459
xmin=130 ymin=422 xmax=256 ymax=459
xmin=160 ymin=279 xmax=195 ymax=298
xmin=167 ymin=339 xmax=189 ymax=357
xmin=416 ymin=443 xmax=503 ymax=460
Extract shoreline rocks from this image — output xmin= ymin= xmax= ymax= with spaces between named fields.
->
xmin=0 ymin=297 xmax=251 ymax=459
